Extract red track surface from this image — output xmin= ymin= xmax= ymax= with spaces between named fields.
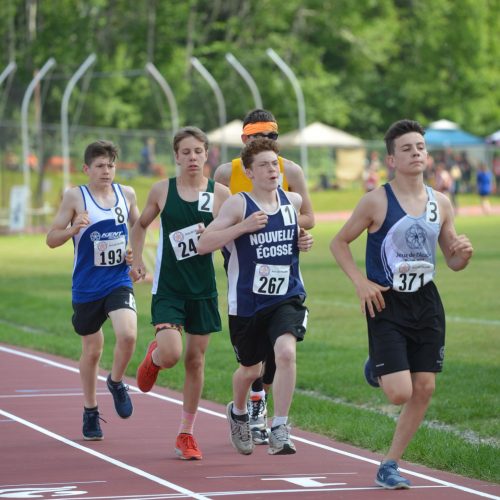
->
xmin=1 ymin=343 xmax=498 ymax=500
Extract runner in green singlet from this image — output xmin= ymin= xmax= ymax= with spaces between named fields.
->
xmin=130 ymin=126 xmax=230 ymax=461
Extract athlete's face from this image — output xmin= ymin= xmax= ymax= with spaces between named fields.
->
xmin=84 ymin=155 xmax=116 ymax=185
xmin=175 ymin=136 xmax=208 ymax=176
xmin=388 ymin=132 xmax=428 ymax=175
xmin=245 ymin=150 xmax=280 ymax=190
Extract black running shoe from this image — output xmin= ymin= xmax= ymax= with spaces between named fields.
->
xmin=83 ymin=408 xmax=104 ymax=441
xmin=106 ymin=374 xmax=133 ymax=418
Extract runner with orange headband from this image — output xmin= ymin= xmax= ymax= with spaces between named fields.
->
xmin=214 ymin=108 xmax=315 ymax=446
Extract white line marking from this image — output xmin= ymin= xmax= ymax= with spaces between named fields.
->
xmin=0 ymin=408 xmax=211 ymax=500
xmin=1 ymin=345 xmax=498 ymax=499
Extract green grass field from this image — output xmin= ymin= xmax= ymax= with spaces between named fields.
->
xmin=0 ymin=209 xmax=498 ymax=483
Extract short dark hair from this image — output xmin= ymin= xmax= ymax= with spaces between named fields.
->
xmin=243 ymin=108 xmax=277 ymax=126
xmin=241 ymin=137 xmax=279 ymax=169
xmin=173 ymin=126 xmax=209 ymax=153
xmin=84 ymin=140 xmax=118 ymax=166
xmin=384 ymin=119 xmax=425 ymax=155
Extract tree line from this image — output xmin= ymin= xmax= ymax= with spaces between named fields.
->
xmin=1 ymin=0 xmax=499 ymax=139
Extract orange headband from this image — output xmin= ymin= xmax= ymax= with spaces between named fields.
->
xmin=242 ymin=121 xmax=278 ymax=135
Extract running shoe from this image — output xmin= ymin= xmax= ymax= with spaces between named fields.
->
xmin=251 ymin=427 xmax=270 ymax=445
xmin=82 ymin=408 xmax=104 ymax=441
xmin=106 ymin=374 xmax=133 ymax=418
xmin=226 ymin=402 xmax=254 ymax=455
xmin=175 ymin=433 xmax=203 ymax=460
xmin=364 ymin=357 xmax=380 ymax=388
xmin=268 ymin=424 xmax=296 ymax=455
xmin=136 ymin=340 xmax=160 ymax=393
xmin=248 ymin=394 xmax=269 ymax=444
xmin=375 ymin=460 xmax=411 ymax=489
xmin=248 ymin=394 xmax=267 ymax=429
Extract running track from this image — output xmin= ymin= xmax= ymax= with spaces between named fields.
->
xmin=1 ymin=344 xmax=498 ymax=500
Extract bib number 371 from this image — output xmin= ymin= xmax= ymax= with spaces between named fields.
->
xmin=392 ymin=260 xmax=434 ymax=292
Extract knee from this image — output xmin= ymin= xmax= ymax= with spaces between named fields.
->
xmin=156 ymin=345 xmax=181 ymax=368
xmin=274 ymin=345 xmax=296 ymax=368
xmin=413 ymin=378 xmax=435 ymax=401
xmin=117 ymin=330 xmax=136 ymax=350
xmin=82 ymin=345 xmax=102 ymax=364
xmin=184 ymin=353 xmax=205 ymax=374
xmin=384 ymin=384 xmax=413 ymax=405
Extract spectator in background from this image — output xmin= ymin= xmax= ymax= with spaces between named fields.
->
xmin=424 ymin=152 xmax=434 ymax=183
xmin=363 ymin=151 xmax=381 ymax=192
xmin=434 ymin=162 xmax=454 ymax=209
xmin=139 ymin=138 xmax=155 ymax=176
xmin=458 ymin=151 xmax=472 ymax=193
xmin=492 ymin=153 xmax=500 ymax=196
xmin=476 ymin=162 xmax=493 ymax=214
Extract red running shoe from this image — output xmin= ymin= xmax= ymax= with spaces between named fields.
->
xmin=175 ymin=433 xmax=203 ymax=460
xmin=136 ymin=340 xmax=160 ymax=392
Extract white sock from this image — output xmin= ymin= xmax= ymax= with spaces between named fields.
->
xmin=250 ymin=390 xmax=266 ymax=400
xmin=232 ymin=404 xmax=247 ymax=416
xmin=272 ymin=416 xmax=288 ymax=428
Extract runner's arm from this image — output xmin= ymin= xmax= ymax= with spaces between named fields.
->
xmin=46 ymin=188 xmax=86 ymax=248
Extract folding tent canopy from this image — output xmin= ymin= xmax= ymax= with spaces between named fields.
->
xmin=425 ymin=119 xmax=483 ymax=147
xmin=278 ymin=121 xmax=363 ymax=148
xmin=206 ymin=119 xmax=244 ymax=147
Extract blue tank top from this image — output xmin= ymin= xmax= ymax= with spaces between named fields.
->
xmin=366 ymin=183 xmax=440 ymax=292
xmin=72 ymin=183 xmax=132 ymax=303
xmin=225 ymin=188 xmax=305 ymax=316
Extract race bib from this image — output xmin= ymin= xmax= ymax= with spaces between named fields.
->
xmin=253 ymin=263 xmax=290 ymax=295
xmin=198 ymin=192 xmax=214 ymax=213
xmin=169 ymin=223 xmax=204 ymax=261
xmin=426 ymin=200 xmax=440 ymax=224
xmin=94 ymin=236 xmax=126 ymax=266
xmin=112 ymin=205 xmax=127 ymax=225
xmin=393 ymin=260 xmax=434 ymax=292
xmin=280 ymin=204 xmax=296 ymax=226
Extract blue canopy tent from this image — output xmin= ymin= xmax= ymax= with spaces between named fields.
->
xmin=424 ymin=119 xmax=483 ymax=147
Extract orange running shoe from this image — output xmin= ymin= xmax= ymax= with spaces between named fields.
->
xmin=136 ymin=340 xmax=160 ymax=392
xmin=175 ymin=433 xmax=203 ymax=460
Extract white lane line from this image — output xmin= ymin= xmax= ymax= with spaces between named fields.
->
xmin=1 ymin=345 xmax=498 ymax=499
xmin=0 ymin=408 xmax=211 ymax=500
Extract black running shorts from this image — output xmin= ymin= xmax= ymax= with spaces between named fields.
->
xmin=366 ymin=281 xmax=445 ymax=377
xmin=229 ymin=295 xmax=308 ymax=367
xmin=72 ymin=286 xmax=136 ymax=336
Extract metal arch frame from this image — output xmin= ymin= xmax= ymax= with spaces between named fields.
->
xmin=61 ymin=54 xmax=97 ymax=191
xmin=21 ymin=57 xmax=56 ymax=193
xmin=266 ymin=48 xmax=308 ymax=178
xmin=145 ymin=62 xmax=180 ymax=143
xmin=190 ymin=57 xmax=228 ymax=163
xmin=225 ymin=53 xmax=263 ymax=110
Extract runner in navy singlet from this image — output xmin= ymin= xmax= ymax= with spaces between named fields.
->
xmin=47 ymin=140 xmax=140 ymax=440
xmin=330 ymin=120 xmax=473 ymax=489
xmin=198 ymin=138 xmax=313 ymax=457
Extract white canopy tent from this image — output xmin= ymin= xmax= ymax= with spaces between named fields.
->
xmin=428 ymin=119 xmax=460 ymax=130
xmin=278 ymin=121 xmax=364 ymax=148
xmin=206 ymin=119 xmax=244 ymax=147
xmin=279 ymin=122 xmax=365 ymax=186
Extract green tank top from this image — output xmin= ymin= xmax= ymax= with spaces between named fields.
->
xmin=152 ymin=177 xmax=217 ymax=299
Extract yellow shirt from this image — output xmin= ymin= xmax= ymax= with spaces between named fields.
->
xmin=229 ymin=156 xmax=289 ymax=194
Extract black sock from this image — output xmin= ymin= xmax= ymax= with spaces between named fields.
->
xmin=84 ymin=406 xmax=98 ymax=413
xmin=251 ymin=377 xmax=264 ymax=392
